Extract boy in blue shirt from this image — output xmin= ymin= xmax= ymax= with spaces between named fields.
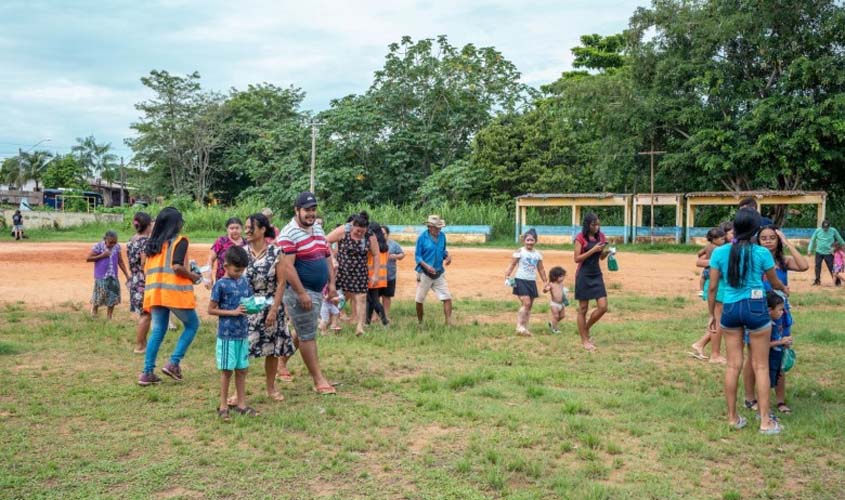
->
xmin=766 ymin=292 xmax=792 ymax=403
xmin=209 ymin=246 xmax=255 ymax=419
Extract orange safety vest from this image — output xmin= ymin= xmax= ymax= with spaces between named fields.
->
xmin=367 ymin=251 xmax=388 ymax=289
xmin=143 ymin=236 xmax=196 ymax=311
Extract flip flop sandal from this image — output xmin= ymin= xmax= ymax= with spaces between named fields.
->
xmin=313 ymin=385 xmax=337 ymax=395
xmin=777 ymin=403 xmax=792 ymax=414
xmin=687 ymin=351 xmax=707 ymax=360
xmin=217 ymin=408 xmax=230 ymax=420
xmin=276 ymin=373 xmax=294 ymax=383
xmin=235 ymin=406 xmax=259 ymax=416
xmin=759 ymin=421 xmax=783 ymax=435
xmin=730 ymin=415 xmax=747 ymax=430
xmin=744 ymin=399 xmax=758 ymax=411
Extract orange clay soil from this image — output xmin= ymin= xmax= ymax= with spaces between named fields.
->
xmin=0 ymin=242 xmax=817 ymax=317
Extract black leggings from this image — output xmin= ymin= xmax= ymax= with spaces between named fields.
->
xmin=366 ymin=288 xmax=387 ymax=325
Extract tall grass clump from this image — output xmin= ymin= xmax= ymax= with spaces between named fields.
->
xmin=330 ymin=201 xmax=513 ymax=239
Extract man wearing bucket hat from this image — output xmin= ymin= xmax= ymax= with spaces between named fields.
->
xmin=415 ymin=215 xmax=452 ymax=325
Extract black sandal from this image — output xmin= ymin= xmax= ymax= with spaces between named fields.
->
xmin=217 ymin=408 xmax=230 ymax=420
xmin=235 ymin=406 xmax=259 ymax=416
xmin=744 ymin=399 xmax=758 ymax=410
xmin=777 ymin=402 xmax=792 ymax=414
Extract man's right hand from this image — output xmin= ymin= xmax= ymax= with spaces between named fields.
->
xmin=298 ymin=291 xmax=313 ymax=311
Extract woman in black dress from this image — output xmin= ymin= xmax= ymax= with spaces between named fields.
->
xmin=573 ymin=213 xmax=610 ymax=351
xmin=326 ymin=212 xmax=380 ymax=336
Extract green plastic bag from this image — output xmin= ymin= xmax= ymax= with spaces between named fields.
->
xmin=607 ymin=254 xmax=619 ymax=272
xmin=240 ymin=296 xmax=270 ymax=315
xmin=781 ymin=347 xmax=796 ymax=372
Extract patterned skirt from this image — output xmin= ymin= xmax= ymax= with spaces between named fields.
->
xmin=128 ymin=272 xmax=146 ymax=314
xmin=248 ymin=304 xmax=296 ymax=358
xmin=92 ymin=277 xmax=121 ymax=307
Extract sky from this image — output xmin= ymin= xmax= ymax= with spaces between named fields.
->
xmin=0 ymin=0 xmax=646 ymax=162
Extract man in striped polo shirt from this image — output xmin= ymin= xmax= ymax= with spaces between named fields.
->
xmin=278 ymin=191 xmax=338 ymax=395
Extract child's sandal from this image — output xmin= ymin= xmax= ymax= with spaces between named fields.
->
xmin=217 ymin=408 xmax=230 ymax=420
xmin=743 ymin=399 xmax=758 ymax=411
xmin=777 ymin=403 xmax=792 ymax=414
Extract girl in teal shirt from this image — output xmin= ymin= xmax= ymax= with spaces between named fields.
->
xmin=708 ymin=209 xmax=788 ymax=435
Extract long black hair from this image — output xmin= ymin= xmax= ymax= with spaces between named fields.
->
xmin=581 ymin=213 xmax=600 ymax=240
xmin=145 ymin=207 xmax=183 ymax=256
xmin=247 ymin=213 xmax=276 ymax=240
xmin=759 ymin=225 xmax=786 ymax=270
xmin=369 ymin=222 xmax=388 ymax=253
xmin=133 ymin=212 xmax=152 ymax=234
xmin=727 ymin=208 xmax=761 ymax=288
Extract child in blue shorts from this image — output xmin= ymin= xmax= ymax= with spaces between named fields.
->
xmin=744 ymin=292 xmax=793 ymax=416
xmin=209 ymin=246 xmax=255 ymax=419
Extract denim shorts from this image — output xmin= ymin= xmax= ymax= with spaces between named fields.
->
xmin=283 ymin=288 xmax=323 ymax=341
xmin=720 ymin=298 xmax=770 ymax=332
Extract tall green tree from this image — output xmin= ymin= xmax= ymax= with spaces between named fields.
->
xmin=221 ymin=84 xmax=310 ymax=207
xmin=72 ymin=135 xmax=117 ymax=185
xmin=627 ymin=0 xmax=845 ymax=196
xmin=41 ymin=154 xmax=87 ymax=190
xmin=127 ymin=70 xmax=203 ymax=196
xmin=3 ymin=151 xmax=54 ymax=190
xmin=316 ymin=35 xmax=532 ymax=206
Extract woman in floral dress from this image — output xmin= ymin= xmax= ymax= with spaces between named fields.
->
xmin=238 ymin=213 xmax=294 ymax=402
xmin=127 ymin=212 xmax=152 ymax=353
xmin=326 ymin=212 xmax=379 ymax=336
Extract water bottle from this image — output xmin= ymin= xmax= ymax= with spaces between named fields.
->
xmin=189 ymin=259 xmax=203 ymax=285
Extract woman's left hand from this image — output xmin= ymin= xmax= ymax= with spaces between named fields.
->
xmin=265 ymin=306 xmax=278 ymax=327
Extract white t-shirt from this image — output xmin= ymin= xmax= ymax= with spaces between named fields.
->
xmin=513 ymin=247 xmax=542 ymax=281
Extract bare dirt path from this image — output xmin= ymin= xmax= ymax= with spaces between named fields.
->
xmin=0 ymin=242 xmax=820 ymax=313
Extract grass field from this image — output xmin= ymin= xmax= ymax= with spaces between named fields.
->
xmin=1 ymin=293 xmax=844 ymax=499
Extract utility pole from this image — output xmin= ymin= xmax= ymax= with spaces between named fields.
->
xmin=637 ymin=147 xmax=665 ymax=244
xmin=120 ymin=157 xmax=126 ymax=206
xmin=310 ymin=120 xmax=317 ymax=192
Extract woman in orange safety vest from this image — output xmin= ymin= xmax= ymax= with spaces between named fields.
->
xmin=366 ymin=222 xmax=390 ymax=326
xmin=138 ymin=207 xmax=202 ymax=386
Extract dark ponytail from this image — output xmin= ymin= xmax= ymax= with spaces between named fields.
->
xmin=145 ymin=207 xmax=183 ymax=256
xmin=247 ymin=213 xmax=275 ymax=239
xmin=727 ymin=208 xmax=761 ymax=288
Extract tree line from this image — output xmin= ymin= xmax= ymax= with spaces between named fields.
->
xmin=9 ymin=1 xmax=845 ymax=221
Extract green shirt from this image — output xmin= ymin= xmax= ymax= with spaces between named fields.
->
xmin=808 ymin=227 xmax=845 ymax=255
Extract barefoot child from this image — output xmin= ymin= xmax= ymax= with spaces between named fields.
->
xmin=690 ymin=226 xmax=727 ymax=362
xmin=505 ymin=229 xmax=548 ymax=336
xmin=319 ymin=285 xmax=343 ymax=334
xmin=545 ymin=266 xmax=568 ymax=334
xmin=209 ymin=246 xmax=257 ymax=419
xmin=86 ymin=230 xmax=130 ymax=319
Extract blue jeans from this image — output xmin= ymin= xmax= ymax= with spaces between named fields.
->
xmin=143 ymin=307 xmax=199 ymax=374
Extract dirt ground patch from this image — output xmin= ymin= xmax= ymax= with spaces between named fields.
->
xmin=0 ymin=242 xmax=822 ymax=316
